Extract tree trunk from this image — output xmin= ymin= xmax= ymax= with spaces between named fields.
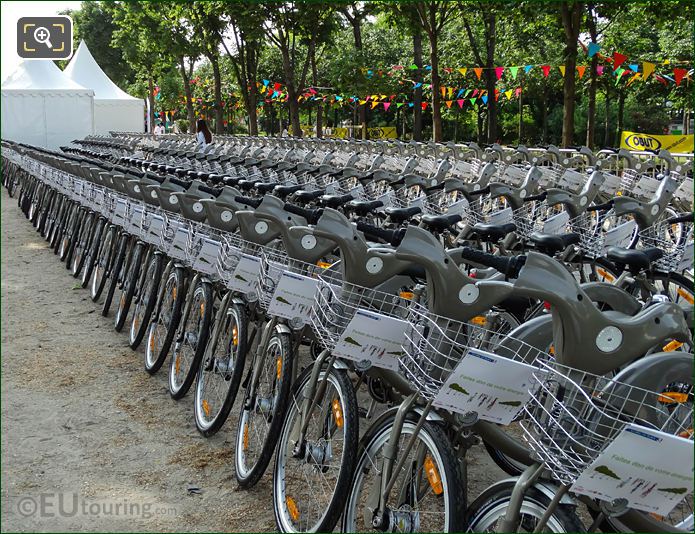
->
xmin=246 ymin=47 xmax=259 ymax=136
xmin=412 ymin=30 xmax=424 ymax=142
xmin=477 ymin=105 xmax=484 ymax=143
xmin=429 ymin=33 xmax=442 ymax=142
xmin=279 ymin=47 xmax=301 ymax=137
xmin=616 ymin=89 xmax=626 ymax=142
xmin=542 ymin=85 xmax=549 ymax=143
xmin=310 ymin=41 xmax=322 ymax=138
xmin=209 ymin=55 xmax=224 ymax=134
xmin=518 ymin=79 xmax=523 ymax=143
xmin=586 ymin=55 xmax=598 ymax=148
xmin=604 ymin=87 xmax=612 ymax=147
xmin=560 ymin=1 xmax=582 ymax=148
xmin=147 ymin=77 xmax=155 ymax=134
xmin=485 ymin=12 xmax=497 ymax=143
xmin=179 ymin=58 xmax=195 ymax=134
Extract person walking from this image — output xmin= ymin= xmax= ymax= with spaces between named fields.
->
xmin=196 ymin=119 xmax=212 ymax=151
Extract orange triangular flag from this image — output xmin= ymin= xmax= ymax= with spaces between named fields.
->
xmin=642 ymin=61 xmax=655 ymax=80
xmin=445 ymin=100 xmax=453 ymax=108
xmin=441 ymin=86 xmax=446 ymax=97
xmin=577 ymin=65 xmax=586 ymax=79
xmin=474 ymin=67 xmax=483 ymax=80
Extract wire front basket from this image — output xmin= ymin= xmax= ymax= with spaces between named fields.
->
xmin=310 ymin=277 xmax=413 ymax=352
xmin=638 ymin=221 xmax=694 ymax=273
xmin=399 ymin=304 xmax=550 ymax=400
xmin=521 ymin=361 xmax=694 ymax=486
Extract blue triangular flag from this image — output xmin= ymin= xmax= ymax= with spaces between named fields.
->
xmin=408 ymin=103 xmax=414 ymax=107
xmin=629 ymin=64 xmax=638 ymax=72
xmin=425 ymin=65 xmax=432 ymax=71
xmin=457 ymin=89 xmax=465 ymax=98
xmin=524 ymin=65 xmax=533 ymax=74
xmin=588 ymin=42 xmax=600 ymax=57
xmin=263 ymin=79 xmax=270 ymax=86
xmin=481 ymin=95 xmax=488 ymax=104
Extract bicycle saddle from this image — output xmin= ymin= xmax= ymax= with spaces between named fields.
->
xmin=529 ymin=232 xmax=580 ymax=255
xmin=471 ymin=222 xmax=517 ymax=242
xmin=320 ymin=193 xmax=354 ymax=209
xmin=385 ymin=206 xmax=422 ymax=224
xmin=255 ymin=182 xmax=277 ymax=194
xmin=273 ymin=184 xmax=305 ymax=199
xmin=605 ymin=246 xmax=664 ymax=272
xmin=420 ymin=213 xmax=463 ymax=232
xmin=294 ymin=189 xmax=325 ymax=203
xmin=345 ymin=199 xmax=384 ymax=216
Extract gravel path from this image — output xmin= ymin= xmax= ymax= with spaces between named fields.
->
xmin=1 ymin=187 xmax=505 ymax=532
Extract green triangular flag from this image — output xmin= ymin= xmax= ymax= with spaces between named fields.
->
xmin=469 ymin=97 xmax=477 ymax=105
xmin=396 ymin=102 xmax=404 ymax=108
xmin=509 ymin=66 xmax=519 ymax=79
xmin=408 ymin=64 xmax=418 ymax=70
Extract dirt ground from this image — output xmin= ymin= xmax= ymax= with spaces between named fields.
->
xmin=1 ymin=186 xmax=506 ymax=532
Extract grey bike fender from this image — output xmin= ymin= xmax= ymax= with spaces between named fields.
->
xmin=231 ymin=297 xmax=245 ymax=306
xmin=274 ymin=323 xmax=292 ymax=335
xmin=481 ymin=477 xmax=576 ymax=505
xmin=580 ymin=282 xmax=642 ymax=314
xmin=331 ymin=359 xmax=349 ymax=371
xmin=495 ymin=315 xmax=553 ymax=363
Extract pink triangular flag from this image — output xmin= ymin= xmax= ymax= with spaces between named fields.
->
xmin=495 ymin=67 xmax=504 ymax=80
xmin=383 ymin=102 xmax=391 ymax=111
xmin=457 ymin=99 xmax=464 ymax=108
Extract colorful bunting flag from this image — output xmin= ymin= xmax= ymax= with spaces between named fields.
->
xmin=541 ymin=65 xmax=551 ymax=77
xmin=524 ymin=65 xmax=533 ymax=74
xmin=445 ymin=100 xmax=453 ymax=108
xmin=495 ymin=67 xmax=505 ymax=80
xmin=558 ymin=65 xmax=566 ymax=77
xmin=505 ymin=89 xmax=513 ymax=100
xmin=459 ymin=68 xmax=468 ymax=77
xmin=474 ymin=67 xmax=483 ymax=80
xmin=509 ymin=66 xmax=519 ymax=79
xmin=577 ymin=65 xmax=586 ymax=79
xmin=588 ymin=42 xmax=601 ymax=57
xmin=383 ymin=102 xmax=390 ymax=111
xmin=642 ymin=61 xmax=655 ymax=80
xmin=612 ymin=52 xmax=628 ymax=70
xmin=673 ymin=68 xmax=688 ymax=86
xmin=457 ymin=99 xmax=464 ymax=108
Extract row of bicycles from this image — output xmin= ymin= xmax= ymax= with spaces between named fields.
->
xmin=2 ymin=133 xmax=693 ymax=533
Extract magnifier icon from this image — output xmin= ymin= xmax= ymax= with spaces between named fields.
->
xmin=33 ymin=26 xmax=53 ymax=49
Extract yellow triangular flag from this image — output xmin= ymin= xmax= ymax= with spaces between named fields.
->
xmin=359 ymin=100 xmax=366 ymax=105
xmin=447 ymin=87 xmax=453 ymax=99
xmin=371 ymin=101 xmax=379 ymax=109
xmin=627 ymin=72 xmax=641 ymax=86
xmin=559 ymin=65 xmax=566 ymax=77
xmin=643 ymin=61 xmax=655 ymax=80
xmin=505 ymin=89 xmax=513 ymax=100
xmin=459 ymin=68 xmax=467 ymax=77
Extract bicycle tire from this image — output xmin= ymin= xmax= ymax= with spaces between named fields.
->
xmin=194 ymin=299 xmax=248 ymax=435
xmin=129 ymin=252 xmax=163 ymax=350
xmin=144 ymin=266 xmax=186 ymax=375
xmin=90 ymin=225 xmax=116 ymax=302
xmin=114 ymin=242 xmax=144 ymax=332
xmin=168 ymin=279 xmax=213 ymax=399
xmin=101 ymin=233 xmax=128 ymax=317
xmin=235 ymin=329 xmax=294 ymax=489
xmin=273 ymin=364 xmax=358 ymax=533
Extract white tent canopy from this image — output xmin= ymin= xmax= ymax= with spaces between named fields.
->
xmin=64 ymin=41 xmax=144 ymax=134
xmin=1 ymin=60 xmax=95 ymax=149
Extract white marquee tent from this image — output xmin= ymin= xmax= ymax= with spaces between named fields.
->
xmin=1 ymin=60 xmax=95 ymax=149
xmin=64 ymin=41 xmax=144 ymax=135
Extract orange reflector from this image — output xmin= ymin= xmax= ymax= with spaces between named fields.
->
xmin=597 ymin=268 xmax=615 ymax=282
xmin=616 ymin=191 xmax=623 ymax=196
xmin=332 ymin=399 xmax=344 ymax=428
xmin=658 ymin=392 xmax=690 ymax=404
xmin=399 ymin=291 xmax=414 ymax=300
xmin=243 ymin=423 xmax=249 ymax=450
xmin=470 ymin=316 xmax=486 ymax=326
xmin=172 ymin=286 xmax=177 ymax=300
xmin=133 ymin=317 xmax=139 ymax=332
xmin=286 ymin=496 xmax=300 ymax=521
xmin=276 ymin=357 xmax=282 ymax=380
xmin=316 ymin=261 xmax=332 ymax=269
xmin=149 ymin=332 xmax=155 ymax=352
xmin=677 ymin=288 xmax=694 ymax=305
xmin=424 ymin=455 xmax=443 ymax=495
xmin=232 ymin=325 xmax=239 ymax=347
xmin=549 ymin=345 xmax=555 ymax=355
xmin=200 ymin=302 xmax=205 ymax=316
xmin=649 ymin=513 xmax=664 ymax=520
xmin=663 ymin=340 xmax=684 ymax=352
xmin=678 ymin=429 xmax=693 ymax=439
xmin=202 ymin=399 xmax=210 ymax=417
xmin=175 ymin=354 xmax=181 ymax=375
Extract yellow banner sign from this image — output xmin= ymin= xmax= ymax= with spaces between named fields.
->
xmin=328 ymin=127 xmax=397 ymax=139
xmin=620 ymin=130 xmax=693 ymax=153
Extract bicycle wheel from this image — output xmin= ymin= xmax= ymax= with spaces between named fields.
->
xmin=465 ymin=481 xmax=585 ymax=532
xmin=194 ymin=299 xmax=248 ymax=436
xmin=59 ymin=205 xmax=80 ymax=261
xmin=129 ymin=252 xmax=163 ymax=349
xmin=101 ymin=233 xmax=128 ymax=317
xmin=235 ymin=329 xmax=294 ymax=488
xmin=114 ymin=242 xmax=144 ymax=332
xmin=70 ymin=212 xmax=94 ymax=277
xmin=168 ymin=280 xmax=213 ymax=399
xmin=273 ymin=364 xmax=358 ymax=533
xmin=90 ymin=225 xmax=116 ymax=302
xmin=144 ymin=266 xmax=186 ymax=375
xmin=81 ymin=217 xmax=105 ymax=288
xmin=342 ymin=415 xmax=465 ymax=533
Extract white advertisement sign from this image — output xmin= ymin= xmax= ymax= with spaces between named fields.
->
xmin=228 ymin=254 xmax=261 ymax=294
xmin=433 ymin=348 xmax=539 ymax=425
xmin=332 ymin=309 xmax=407 ymax=371
xmin=267 ymin=272 xmax=319 ymax=321
xmin=572 ymin=424 xmax=694 ymax=516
